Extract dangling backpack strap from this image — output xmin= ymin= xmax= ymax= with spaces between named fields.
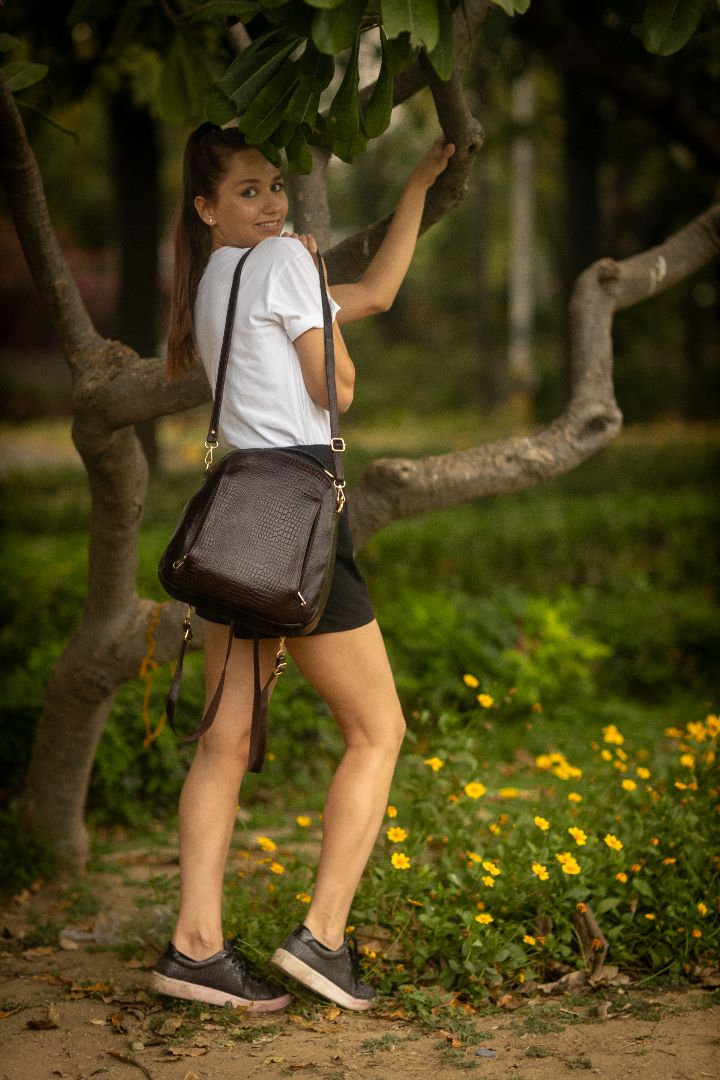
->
xmin=167 ymin=619 xmax=287 ymax=772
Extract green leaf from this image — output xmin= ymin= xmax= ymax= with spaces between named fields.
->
xmin=363 ymin=31 xmax=393 ymax=137
xmin=0 ymin=34 xmax=21 ymax=53
xmin=304 ymin=0 xmax=347 ymax=8
xmin=239 ymin=64 xmax=299 ymax=143
xmin=332 ymin=128 xmax=369 ymax=162
xmin=327 ymin=29 xmax=361 ymax=140
xmin=312 ymin=0 xmax=368 ymax=53
xmin=286 ymin=125 xmax=313 ymax=173
xmin=641 ymin=0 xmax=709 ymax=55
xmin=384 ymin=29 xmax=415 ymax=73
xmin=427 ymin=0 xmax=453 ymax=79
xmin=216 ymin=33 xmax=300 ymax=116
xmin=157 ymin=32 xmax=207 ymax=125
xmin=0 ymin=61 xmax=49 ymax=93
xmin=382 ymin=0 xmax=440 ymax=50
xmin=492 ymin=0 xmax=530 ymax=14
xmin=183 ymin=1 xmax=261 ymax=24
xmin=206 ymin=86 xmax=236 ymax=124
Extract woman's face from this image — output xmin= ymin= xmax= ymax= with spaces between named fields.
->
xmin=195 ymin=148 xmax=289 ymax=249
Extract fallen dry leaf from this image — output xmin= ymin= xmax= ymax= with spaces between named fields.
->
xmin=26 ymin=1003 xmax=60 ymax=1030
xmin=58 ymin=936 xmax=80 ymax=951
xmin=70 ymin=981 xmax=114 ymax=997
xmin=157 ymin=1015 xmax=184 ymax=1036
xmin=22 ymin=946 xmax=56 ymax=957
xmin=498 ymin=993 xmax=525 ymax=1011
xmin=163 ymin=1046 xmax=209 ymax=1058
xmin=261 ymin=1056 xmax=285 ymax=1065
xmin=182 ymin=1073 xmax=200 ymax=1080
xmin=0 ymin=1006 xmax=24 ymax=1020
xmin=324 ymin=1005 xmax=341 ymax=1022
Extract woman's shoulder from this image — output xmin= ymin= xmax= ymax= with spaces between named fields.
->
xmin=250 ymin=236 xmax=315 ymax=274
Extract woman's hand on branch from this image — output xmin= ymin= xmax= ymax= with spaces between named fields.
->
xmin=407 ymin=136 xmax=455 ymax=191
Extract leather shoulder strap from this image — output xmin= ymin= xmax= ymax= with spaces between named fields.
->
xmin=205 ymin=247 xmax=253 ymax=448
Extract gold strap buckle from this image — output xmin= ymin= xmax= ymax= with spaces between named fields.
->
xmin=273 ymin=636 xmax=287 ymax=678
xmin=182 ymin=605 xmax=193 ymax=643
xmin=334 ymin=479 xmax=346 ymax=513
xmin=330 ymin=437 xmax=346 ymax=452
xmin=204 ymin=438 xmax=219 ymax=472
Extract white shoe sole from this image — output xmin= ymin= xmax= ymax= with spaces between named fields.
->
xmin=151 ymin=971 xmax=291 ymax=1012
xmin=270 ymin=947 xmax=374 ymax=1011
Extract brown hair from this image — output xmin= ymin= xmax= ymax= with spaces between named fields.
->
xmin=166 ymin=123 xmax=249 ymax=379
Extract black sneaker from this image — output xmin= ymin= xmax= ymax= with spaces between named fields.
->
xmin=270 ymin=924 xmax=376 ymax=1012
xmin=151 ymin=941 xmax=291 ymax=1012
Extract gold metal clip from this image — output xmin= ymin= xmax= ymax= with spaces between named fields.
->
xmin=334 ymin=479 xmax=346 ymax=513
xmin=182 ymin=605 xmax=193 ymax=643
xmin=273 ymin=636 xmax=287 ymax=677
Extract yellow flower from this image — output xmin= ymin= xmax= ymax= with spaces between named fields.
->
xmin=532 ymin=702 xmax=543 ymax=713
xmin=489 ymin=822 xmax=501 ymax=835
xmin=616 ymin=872 xmax=628 ymax=883
xmin=692 ymin=928 xmax=702 ymax=939
xmin=463 ymin=673 xmax=479 ymax=688
xmin=295 ymin=891 xmax=312 ymax=903
xmin=697 ymin=902 xmax=708 ymax=916
xmin=649 ymin=836 xmax=659 ymax=846
xmin=601 ymin=749 xmax=613 ymax=762
xmin=613 ymin=760 xmax=628 ymax=772
xmin=568 ymin=827 xmax=587 ymax=846
xmin=631 ymin=862 xmax=642 ymax=872
xmin=615 ymin=747 xmax=628 ymax=762
xmin=391 ymin=852 xmax=411 ymax=871
xmin=675 ymin=780 xmax=688 ymax=790
xmin=482 ymin=860 xmax=501 ymax=876
xmin=576 ymin=902 xmax=588 ymax=913
xmin=363 ymin=946 xmax=377 ymax=959
xmin=466 ymin=851 xmax=482 ymax=863
xmin=424 ymin=757 xmax=444 ymax=772
xmin=532 ymin=862 xmax=549 ymax=881
xmin=662 ymin=857 xmax=676 ymax=865
xmin=534 ymin=816 xmax=550 ymax=831
xmin=603 ymin=834 xmax=623 ymax=851
xmin=475 ymin=913 xmax=494 ymax=925
xmin=553 ymin=761 xmax=582 ymax=780
xmin=556 ymin=852 xmax=581 ymax=875
xmin=296 ymin=815 xmax=312 ymax=827
xmin=705 ymin=714 xmax=720 ymax=737
xmin=477 ymin=693 xmax=494 ymax=709
xmin=386 ymin=805 xmax=398 ymax=818
xmin=269 ymin=861 xmax=285 ymax=874
xmin=464 ymin=782 xmax=487 ymax=799
xmin=644 ymin=913 xmax=655 ymax=920
xmin=257 ymin=836 xmax=277 ymax=852
xmin=499 ymin=787 xmax=520 ymax=798
xmin=664 ymin=726 xmax=683 ymax=738
xmin=621 ymin=779 xmax=637 ymax=792
xmin=523 ymin=934 xmax=536 ymax=946
xmin=636 ymin=766 xmax=651 ymax=780
xmin=535 ymin=754 xmax=554 ymax=770
xmin=679 ymin=753 xmax=695 ymax=769
xmin=482 ymin=875 xmax=495 ymax=888
xmin=386 ymin=826 xmax=408 ymax=843
xmin=686 ymin=721 xmax=707 ymax=743
xmin=602 ymin=724 xmax=624 ymax=745
xmin=568 ymin=792 xmax=582 ymax=803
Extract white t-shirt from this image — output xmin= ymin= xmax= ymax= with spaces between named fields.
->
xmin=193 ymin=238 xmax=341 ymax=450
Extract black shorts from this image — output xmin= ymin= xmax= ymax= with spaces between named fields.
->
xmin=195 ymin=444 xmax=375 ymax=639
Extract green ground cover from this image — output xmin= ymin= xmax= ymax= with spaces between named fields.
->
xmin=1 ymin=426 xmax=718 ymax=999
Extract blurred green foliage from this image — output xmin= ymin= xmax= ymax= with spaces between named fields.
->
xmin=0 ymin=428 xmax=717 ymax=833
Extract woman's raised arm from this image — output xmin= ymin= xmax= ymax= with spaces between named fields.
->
xmin=285 ymin=137 xmax=455 ymax=325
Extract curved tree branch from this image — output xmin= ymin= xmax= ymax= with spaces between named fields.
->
xmin=0 ymin=78 xmax=101 ymax=369
xmin=349 ymin=201 xmax=720 ymax=547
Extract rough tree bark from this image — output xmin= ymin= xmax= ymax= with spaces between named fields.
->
xmin=2 ymin=11 xmax=719 ymax=868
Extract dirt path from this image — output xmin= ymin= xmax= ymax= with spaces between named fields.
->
xmin=1 ymin=851 xmax=718 ymax=1080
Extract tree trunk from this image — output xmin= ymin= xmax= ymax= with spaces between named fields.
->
xmin=507 ymin=67 xmax=537 ymax=405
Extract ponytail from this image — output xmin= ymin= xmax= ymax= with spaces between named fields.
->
xmin=166 ymin=123 xmax=249 ymax=379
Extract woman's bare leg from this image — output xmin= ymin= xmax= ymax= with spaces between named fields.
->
xmin=172 ymin=623 xmax=280 ymax=960
xmin=287 ymin=620 xmax=405 ymax=950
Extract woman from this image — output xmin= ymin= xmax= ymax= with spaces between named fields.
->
xmin=152 ymin=122 xmax=454 ymax=1014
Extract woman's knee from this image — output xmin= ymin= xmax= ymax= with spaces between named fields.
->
xmin=342 ymin=704 xmax=406 ymax=755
